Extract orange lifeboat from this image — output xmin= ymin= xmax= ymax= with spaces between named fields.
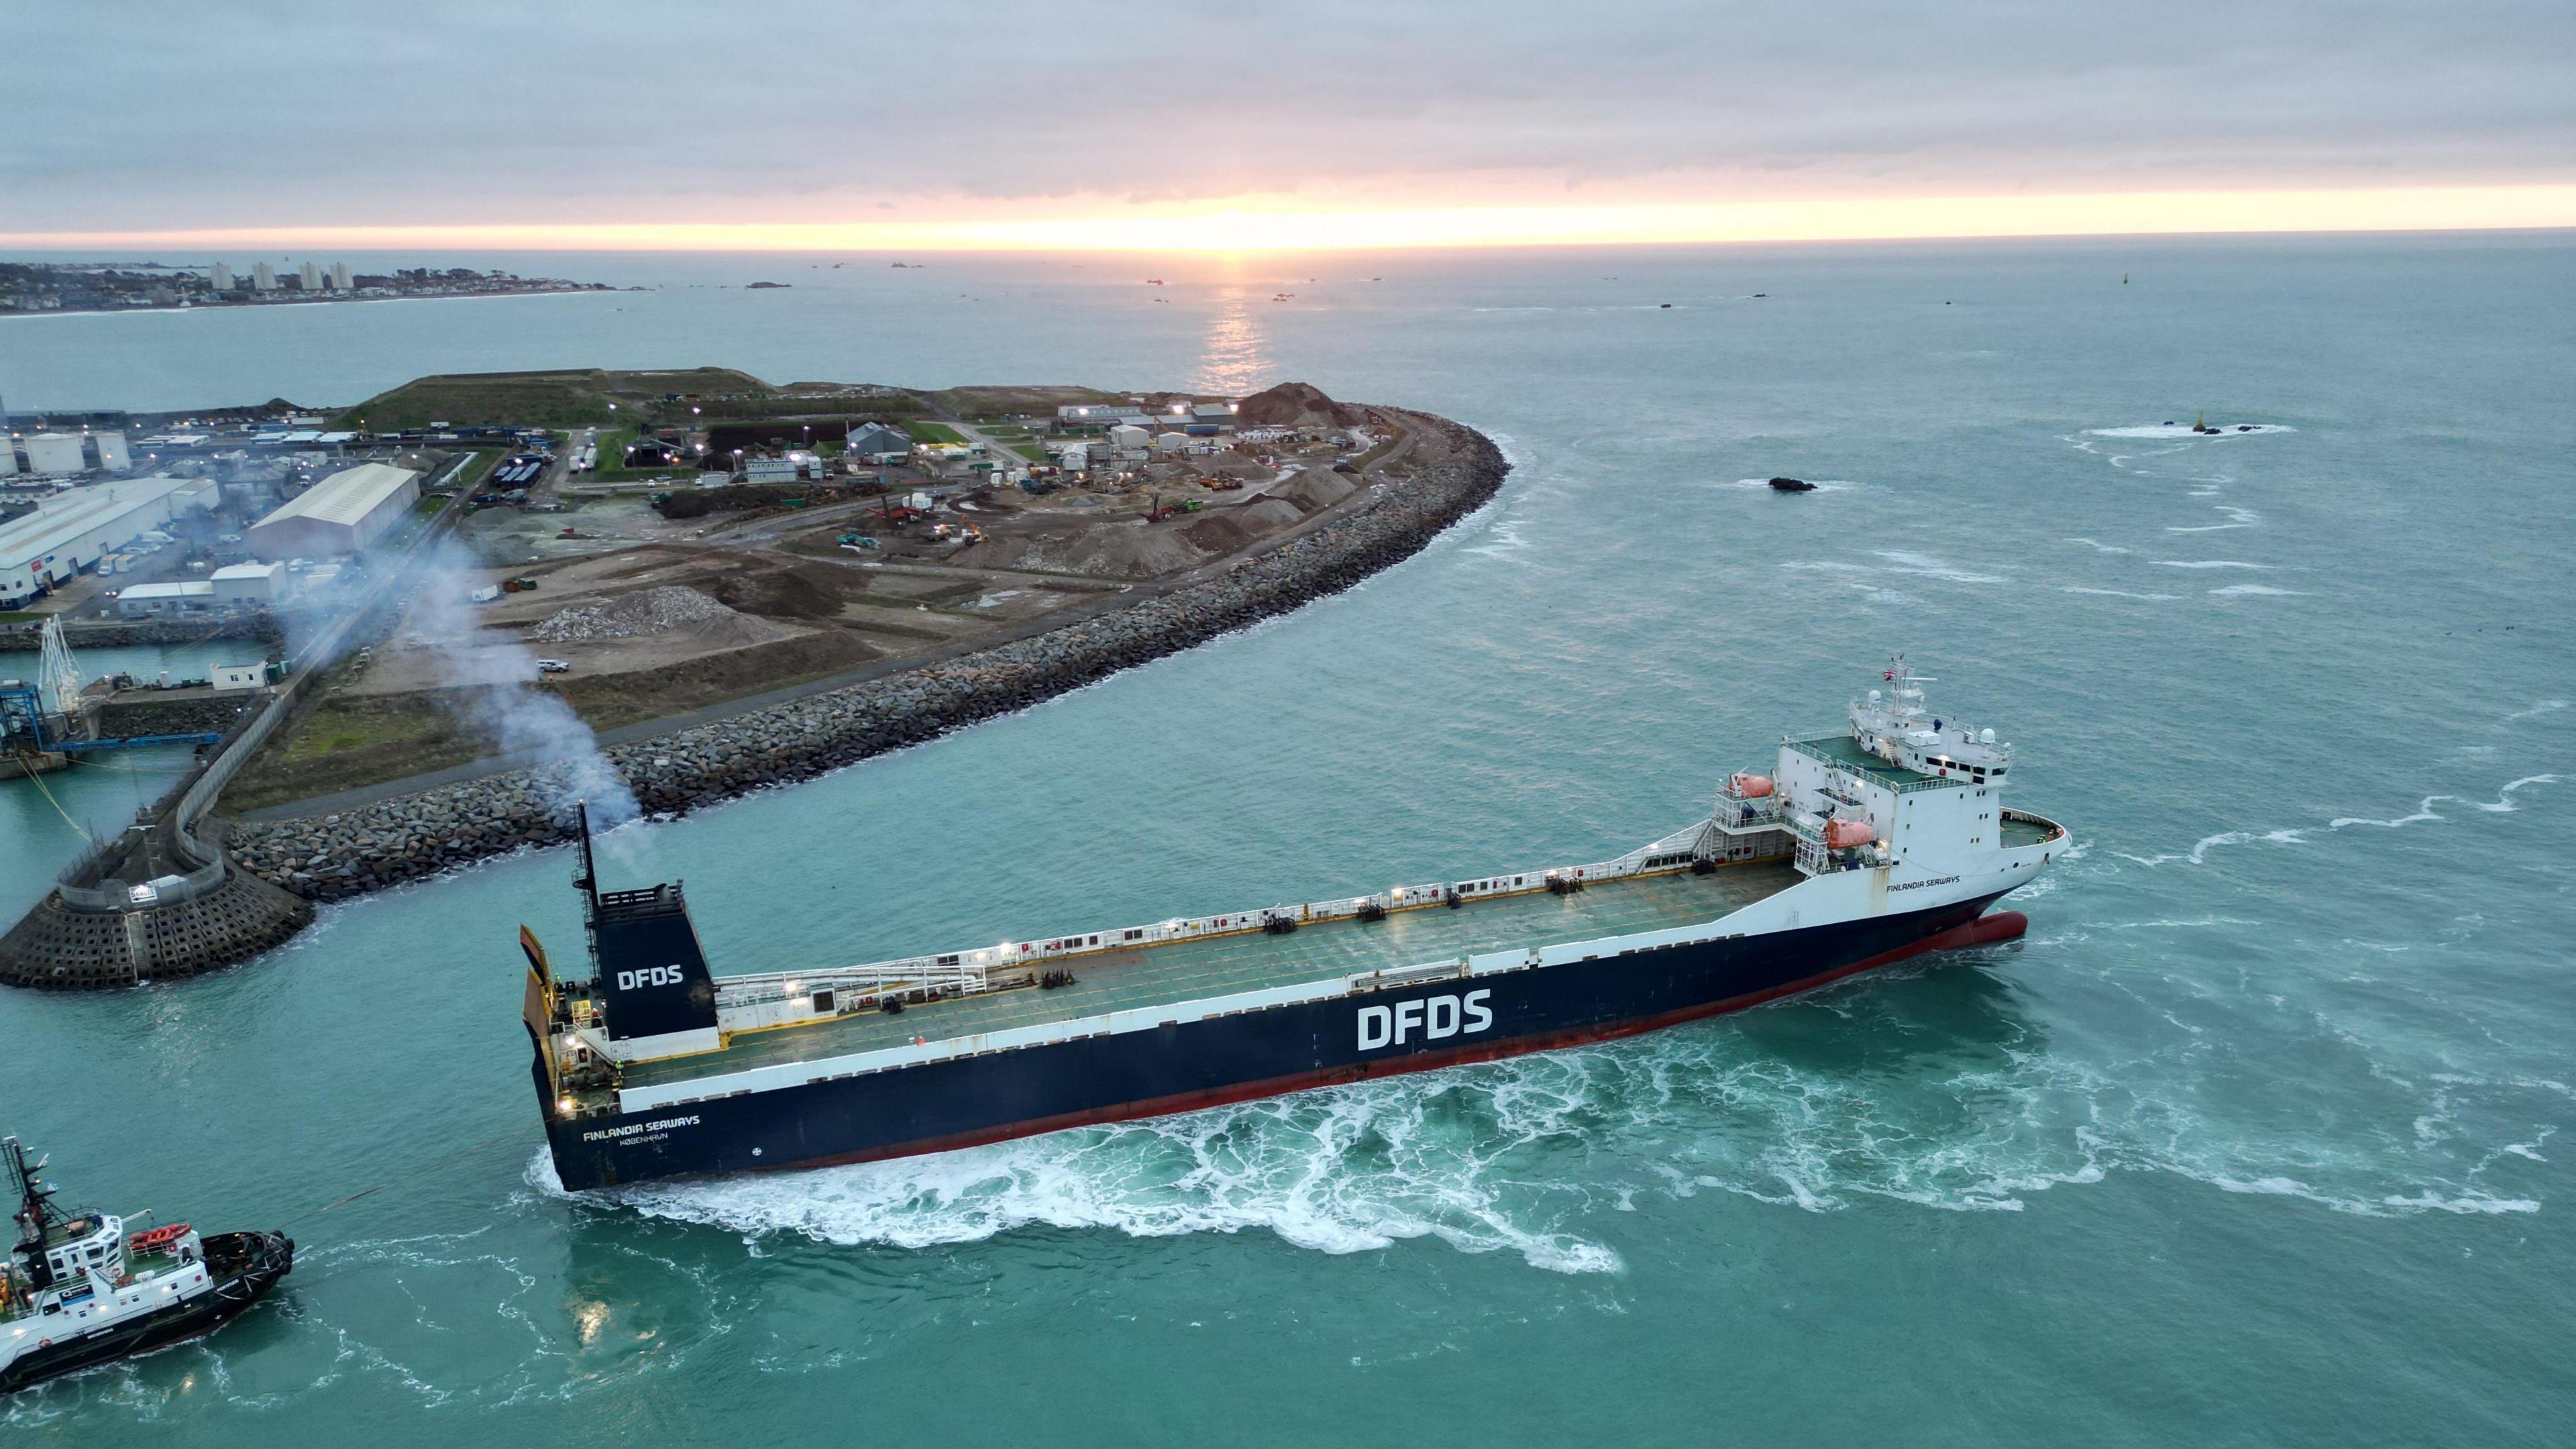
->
xmin=1823 ymin=819 xmax=1876 ymax=849
xmin=127 ymin=1223 xmax=191 ymax=1252
xmin=1728 ymin=773 xmax=1774 ymax=798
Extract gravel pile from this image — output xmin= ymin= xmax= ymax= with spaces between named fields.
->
xmin=529 ymin=586 xmax=734 ymax=643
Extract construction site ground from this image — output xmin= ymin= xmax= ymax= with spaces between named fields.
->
xmin=226 ymin=413 xmax=1424 ymax=816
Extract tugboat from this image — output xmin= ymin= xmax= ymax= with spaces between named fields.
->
xmin=1768 ymin=476 xmax=1817 ymax=492
xmin=0 ymin=1138 xmax=292 ymax=1393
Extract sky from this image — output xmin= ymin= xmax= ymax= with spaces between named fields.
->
xmin=5 ymin=0 xmax=2573 ymax=250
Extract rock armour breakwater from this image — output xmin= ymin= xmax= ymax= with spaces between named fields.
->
xmin=225 ymin=411 xmax=1507 ymax=903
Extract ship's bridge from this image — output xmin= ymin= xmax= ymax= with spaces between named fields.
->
xmin=1847 ymin=663 xmax=2011 ymax=786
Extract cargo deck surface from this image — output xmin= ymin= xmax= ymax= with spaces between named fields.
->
xmin=622 ymin=860 xmax=1801 ymax=1089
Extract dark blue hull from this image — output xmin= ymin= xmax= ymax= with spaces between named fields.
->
xmin=545 ymin=892 xmax=2019 ymax=1191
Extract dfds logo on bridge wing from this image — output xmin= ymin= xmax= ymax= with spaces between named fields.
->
xmin=1358 ymin=989 xmax=1494 ymax=1051
xmin=616 ymin=965 xmax=686 ymax=991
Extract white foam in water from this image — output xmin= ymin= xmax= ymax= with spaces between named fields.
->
xmin=1721 ymin=476 xmax=1858 ymax=492
xmin=2156 ymin=559 xmax=2273 ymax=570
xmin=1870 ymin=550 xmax=2006 ymax=584
xmin=2086 ymin=423 xmax=2297 ymax=438
xmin=2064 ymin=538 xmax=2132 ymax=553
xmin=1460 ymin=516 xmax=1532 ymax=561
xmin=2061 ymin=586 xmax=2180 ymax=601
xmin=538 ymin=1070 xmax=1626 ymax=1275
xmin=2208 ymin=584 xmax=2307 ymax=596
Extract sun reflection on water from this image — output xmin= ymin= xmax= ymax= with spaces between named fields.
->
xmin=1197 ymin=287 xmax=1269 ymax=396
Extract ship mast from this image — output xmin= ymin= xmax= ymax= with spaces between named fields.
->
xmin=5 ymin=1136 xmax=65 ymax=1254
xmin=573 ymin=800 xmax=604 ymax=980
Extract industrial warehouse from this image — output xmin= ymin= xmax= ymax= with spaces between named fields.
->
xmin=0 ymin=474 xmax=217 ymax=606
xmin=3 ymin=430 xmax=130 ymax=477
xmin=244 ymin=462 xmax=419 ymax=558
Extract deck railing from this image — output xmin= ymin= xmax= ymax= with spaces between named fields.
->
xmin=706 ymin=817 xmax=1786 ymax=1028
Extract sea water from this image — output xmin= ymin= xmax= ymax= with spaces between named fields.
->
xmin=0 ymin=235 xmax=2569 ymax=1445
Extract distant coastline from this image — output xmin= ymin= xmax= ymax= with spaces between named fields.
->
xmin=0 ymin=286 xmax=635 ymax=322
xmin=0 ymin=260 xmax=626 ymax=320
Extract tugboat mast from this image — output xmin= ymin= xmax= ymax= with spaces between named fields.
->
xmin=5 ymin=1136 xmax=66 ymax=1256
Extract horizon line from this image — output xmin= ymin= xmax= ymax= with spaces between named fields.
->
xmin=8 ymin=184 xmax=2576 ymax=254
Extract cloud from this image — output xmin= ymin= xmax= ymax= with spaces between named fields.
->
xmin=3 ymin=0 xmax=2571 ymax=231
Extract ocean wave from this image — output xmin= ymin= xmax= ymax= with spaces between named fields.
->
xmin=2064 ymin=538 xmax=2132 ymax=553
xmin=2155 ymin=559 xmax=2273 ymax=570
xmin=2208 ymin=584 xmax=2308 ymax=597
xmin=2061 ymin=587 xmax=2180 ymax=601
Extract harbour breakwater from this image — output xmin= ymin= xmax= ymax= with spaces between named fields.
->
xmin=223 ymin=411 xmax=1507 ymax=904
xmin=0 ymin=616 xmax=281 ymax=652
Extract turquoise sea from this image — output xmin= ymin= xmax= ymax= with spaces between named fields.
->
xmin=1 ymin=235 xmax=2570 ymax=1444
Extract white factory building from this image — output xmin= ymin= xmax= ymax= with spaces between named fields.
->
xmin=116 ymin=581 xmax=217 ymax=619
xmin=211 ymin=561 xmax=284 ymax=607
xmin=0 ymin=476 xmax=218 ymax=607
xmin=246 ymin=462 xmax=418 ymax=559
xmin=5 ymin=431 xmax=129 ymax=478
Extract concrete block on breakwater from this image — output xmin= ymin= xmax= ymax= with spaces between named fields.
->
xmin=223 ymin=410 xmax=1508 ymax=904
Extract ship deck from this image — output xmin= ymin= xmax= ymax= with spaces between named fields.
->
xmin=621 ymin=859 xmax=1803 ymax=1089
xmin=2000 ymin=814 xmax=2055 ymax=848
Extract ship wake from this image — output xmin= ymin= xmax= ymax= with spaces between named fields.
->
xmin=531 ymin=1066 xmax=1631 ymax=1275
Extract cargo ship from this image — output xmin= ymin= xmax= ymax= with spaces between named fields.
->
xmin=526 ymin=660 xmax=2063 ymax=1191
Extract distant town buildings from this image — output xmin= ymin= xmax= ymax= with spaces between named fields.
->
xmin=0 ymin=261 xmax=613 ymax=314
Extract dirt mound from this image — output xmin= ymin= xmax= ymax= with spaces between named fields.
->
xmin=1275 ymin=470 xmax=1358 ymax=512
xmin=1236 ymin=382 xmax=1366 ymax=429
xmin=1238 ymin=498 xmax=1305 ymax=531
xmin=967 ymin=521 xmax=1210 ymax=578
xmin=1180 ymin=515 xmax=1254 ymax=554
xmin=702 ymin=562 xmax=847 ymax=621
xmin=530 ymin=586 xmax=737 ymax=642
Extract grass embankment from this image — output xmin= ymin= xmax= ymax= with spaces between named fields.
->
xmin=221 ymin=631 xmax=888 ymax=812
xmin=223 ymin=688 xmax=494 ymax=812
xmin=331 ymin=368 xmax=771 ymax=431
xmin=902 ymin=421 xmax=967 ymax=445
xmin=922 ymin=385 xmax=1124 ymax=418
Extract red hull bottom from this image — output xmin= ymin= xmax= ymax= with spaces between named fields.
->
xmin=724 ymin=909 xmax=2030 ymax=1178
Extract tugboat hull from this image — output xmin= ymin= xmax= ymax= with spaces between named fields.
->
xmin=0 ymin=1231 xmax=292 ymax=1394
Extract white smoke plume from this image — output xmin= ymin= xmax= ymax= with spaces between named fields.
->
xmin=402 ymin=538 xmax=640 ymax=828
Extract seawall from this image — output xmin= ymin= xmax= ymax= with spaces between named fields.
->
xmin=223 ymin=411 xmax=1509 ymax=903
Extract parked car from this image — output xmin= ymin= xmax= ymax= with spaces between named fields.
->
xmin=536 ymin=659 xmax=572 ymax=674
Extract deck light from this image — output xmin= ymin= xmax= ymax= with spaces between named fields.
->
xmin=557 ymin=1096 xmax=578 ymax=1117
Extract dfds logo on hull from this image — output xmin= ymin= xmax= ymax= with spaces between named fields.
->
xmin=1357 ymin=989 xmax=1493 ymax=1051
